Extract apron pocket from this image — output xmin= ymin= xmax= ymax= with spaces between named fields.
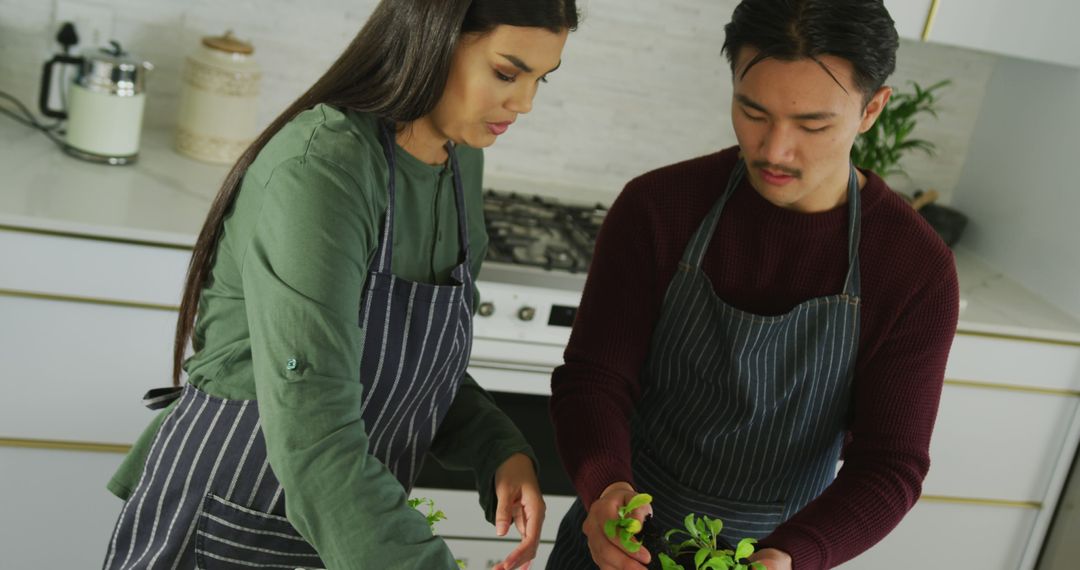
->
xmin=633 ymin=449 xmax=785 ymax=541
xmin=195 ymin=493 xmax=325 ymax=569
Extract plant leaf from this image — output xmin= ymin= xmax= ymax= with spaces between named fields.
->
xmin=604 ymin=519 xmax=618 ymax=540
xmin=695 ymin=547 xmax=710 ymax=569
xmin=707 ymin=517 xmax=723 ymax=538
xmin=685 ymin=514 xmax=700 ymax=539
xmin=660 ymin=553 xmax=686 ymax=570
xmin=625 ymin=493 xmax=653 ymax=513
xmin=735 ymin=538 xmax=757 ymax=561
xmin=750 ymin=563 xmax=768 ymax=570
xmin=621 ymin=533 xmax=642 ymax=553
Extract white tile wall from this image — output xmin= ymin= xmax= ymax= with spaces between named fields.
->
xmin=1 ymin=0 xmax=997 ymax=199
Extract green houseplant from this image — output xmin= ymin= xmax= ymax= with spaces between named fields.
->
xmin=850 ymin=79 xmax=969 ymax=247
xmin=850 ymin=79 xmax=950 ymax=181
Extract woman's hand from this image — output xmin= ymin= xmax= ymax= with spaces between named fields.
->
xmin=582 ymin=482 xmax=652 ymax=570
xmin=748 ymin=547 xmax=793 ymax=570
xmin=492 ymin=453 xmax=545 ymax=570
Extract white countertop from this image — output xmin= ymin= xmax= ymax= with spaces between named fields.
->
xmin=3 ymin=118 xmax=1079 ymax=345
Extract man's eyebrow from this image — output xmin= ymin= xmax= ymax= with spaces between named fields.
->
xmin=735 ymin=93 xmax=837 ymax=121
xmin=498 ymin=53 xmax=562 ymax=75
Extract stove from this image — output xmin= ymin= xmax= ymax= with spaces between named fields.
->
xmin=468 ymin=189 xmax=610 ymax=374
xmin=482 ymin=189 xmax=607 ymax=275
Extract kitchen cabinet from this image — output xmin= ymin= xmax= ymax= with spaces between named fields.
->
xmin=884 ymin=0 xmax=935 ymax=41
xmin=838 ymin=333 xmax=1080 ymax=570
xmin=908 ymin=0 xmax=1080 ymax=68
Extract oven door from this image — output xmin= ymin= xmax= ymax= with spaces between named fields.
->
xmin=412 ymin=351 xmax=577 ymax=569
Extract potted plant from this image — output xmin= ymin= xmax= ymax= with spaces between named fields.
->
xmin=850 ymin=79 xmax=968 ymax=246
xmin=850 ymin=79 xmax=950 ymax=182
xmin=606 ymin=494 xmax=766 ymax=570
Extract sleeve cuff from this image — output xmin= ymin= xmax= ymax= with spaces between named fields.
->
xmin=476 ymin=443 xmax=539 ymax=524
xmin=759 ymin=525 xmax=827 ymax=570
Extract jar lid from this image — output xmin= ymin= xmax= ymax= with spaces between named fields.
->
xmin=202 ymin=30 xmax=254 ymax=55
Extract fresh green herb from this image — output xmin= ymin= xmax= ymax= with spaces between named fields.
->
xmin=408 ymin=497 xmax=448 ymax=533
xmin=409 ymin=497 xmax=465 ymax=569
xmin=603 ymin=493 xmax=653 ymax=554
xmin=661 ymin=513 xmax=766 ymax=570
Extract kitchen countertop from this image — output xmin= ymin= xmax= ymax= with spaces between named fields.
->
xmin=3 ymin=118 xmax=1080 ymax=345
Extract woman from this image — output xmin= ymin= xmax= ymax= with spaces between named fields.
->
xmin=101 ymin=1 xmax=577 ymax=568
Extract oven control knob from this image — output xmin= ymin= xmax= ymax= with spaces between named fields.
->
xmin=478 ymin=302 xmax=495 ymax=317
xmin=517 ymin=306 xmax=536 ymax=322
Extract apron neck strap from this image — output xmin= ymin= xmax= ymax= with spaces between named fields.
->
xmin=376 ymin=121 xmax=471 ymax=274
xmin=683 ymin=159 xmax=863 ymax=297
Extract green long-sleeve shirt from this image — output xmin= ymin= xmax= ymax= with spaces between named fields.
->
xmin=107 ymin=104 xmax=536 ymax=569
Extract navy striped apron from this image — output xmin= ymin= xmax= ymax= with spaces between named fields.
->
xmin=548 ymin=160 xmax=862 ymax=568
xmin=103 ymin=122 xmax=475 ymax=569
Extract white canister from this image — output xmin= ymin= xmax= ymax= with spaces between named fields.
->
xmin=174 ymin=31 xmax=262 ymax=164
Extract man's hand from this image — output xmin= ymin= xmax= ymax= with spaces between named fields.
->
xmin=748 ymin=547 xmax=793 ymax=570
xmin=492 ymin=453 xmax=545 ymax=570
xmin=582 ymin=482 xmax=652 ymax=570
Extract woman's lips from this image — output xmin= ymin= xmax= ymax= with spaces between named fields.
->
xmin=487 ymin=122 xmax=512 ymax=135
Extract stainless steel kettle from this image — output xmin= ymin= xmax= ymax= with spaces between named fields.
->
xmin=39 ymin=40 xmax=153 ymax=165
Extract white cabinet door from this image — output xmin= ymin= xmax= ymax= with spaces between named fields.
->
xmin=930 ymin=0 xmax=1080 ymax=68
xmin=884 ymin=0 xmax=934 ymax=41
xmin=837 ymin=500 xmax=1036 ymax=570
xmin=0 ymin=446 xmax=126 ymax=569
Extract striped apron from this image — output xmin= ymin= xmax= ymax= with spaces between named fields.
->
xmin=102 ymin=122 xmax=475 ymax=569
xmin=548 ymin=160 xmax=862 ymax=567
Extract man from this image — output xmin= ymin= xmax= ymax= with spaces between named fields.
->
xmin=546 ymin=1 xmax=959 ymax=569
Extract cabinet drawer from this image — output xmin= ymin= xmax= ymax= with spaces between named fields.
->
xmin=0 ymin=228 xmax=189 ymax=307
xmin=0 ymin=294 xmax=174 ymax=443
xmin=947 ymin=333 xmax=1080 ymax=392
xmin=838 ymin=500 xmax=1036 ymax=570
xmin=924 ymin=383 xmax=1078 ymax=502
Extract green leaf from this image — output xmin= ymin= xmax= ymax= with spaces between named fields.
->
xmin=604 ymin=519 xmax=618 ymax=540
xmin=660 ymin=553 xmax=686 ymax=570
xmin=625 ymin=493 xmax=653 ymax=513
xmin=695 ymin=547 xmax=710 ymax=569
xmin=750 ymin=563 xmax=767 ymax=570
xmin=621 ymin=533 xmax=642 ymax=553
xmin=696 ymin=518 xmax=709 ymax=538
xmin=735 ymin=538 xmax=757 ymax=561
xmin=707 ymin=517 xmax=723 ymax=538
xmin=684 ymin=514 xmax=700 ymax=539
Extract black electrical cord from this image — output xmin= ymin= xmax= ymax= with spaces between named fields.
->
xmin=0 ymin=89 xmax=68 ymax=149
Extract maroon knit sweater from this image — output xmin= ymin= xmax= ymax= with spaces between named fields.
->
xmin=550 ymin=147 xmax=959 ymax=569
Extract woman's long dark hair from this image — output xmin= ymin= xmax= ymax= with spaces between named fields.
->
xmin=173 ymin=0 xmax=579 ymax=385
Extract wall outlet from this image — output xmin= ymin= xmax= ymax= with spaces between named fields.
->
xmin=54 ymin=1 xmax=115 ymax=51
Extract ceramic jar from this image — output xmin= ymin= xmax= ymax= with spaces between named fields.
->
xmin=174 ymin=31 xmax=261 ymax=164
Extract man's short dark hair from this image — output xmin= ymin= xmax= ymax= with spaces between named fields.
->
xmin=722 ymin=0 xmax=899 ymax=102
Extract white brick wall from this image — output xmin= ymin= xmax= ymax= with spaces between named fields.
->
xmin=0 ymin=0 xmax=996 ymax=200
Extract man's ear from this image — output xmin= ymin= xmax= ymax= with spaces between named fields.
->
xmin=859 ymin=86 xmax=893 ymax=134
